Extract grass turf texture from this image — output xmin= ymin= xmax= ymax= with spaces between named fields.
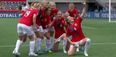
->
xmin=0 ymin=18 xmax=116 ymax=57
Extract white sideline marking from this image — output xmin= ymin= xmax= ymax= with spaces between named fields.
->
xmin=92 ymin=43 xmax=116 ymax=45
xmin=0 ymin=43 xmax=116 ymax=48
xmin=83 ymin=26 xmax=96 ymax=29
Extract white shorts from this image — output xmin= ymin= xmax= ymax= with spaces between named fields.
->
xmin=49 ymin=27 xmax=54 ymax=32
xmin=17 ymin=23 xmax=34 ymax=36
xmin=42 ymin=29 xmax=49 ymax=34
xmin=32 ymin=26 xmax=42 ymax=32
xmin=34 ymin=26 xmax=48 ymax=33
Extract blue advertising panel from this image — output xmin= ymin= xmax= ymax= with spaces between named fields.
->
xmin=0 ymin=12 xmax=20 ymax=18
xmin=0 ymin=11 xmax=116 ymax=19
xmin=85 ymin=11 xmax=116 ymax=19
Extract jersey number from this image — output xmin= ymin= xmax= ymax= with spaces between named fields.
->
xmin=24 ymin=11 xmax=31 ymax=17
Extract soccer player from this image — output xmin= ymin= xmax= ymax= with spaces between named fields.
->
xmin=12 ymin=3 xmax=39 ymax=57
xmin=49 ymin=11 xmax=67 ymax=53
xmin=65 ymin=3 xmax=80 ymax=51
xmin=66 ymin=3 xmax=79 ymax=19
xmin=67 ymin=0 xmax=91 ymax=56
xmin=31 ymin=2 xmax=45 ymax=55
xmin=49 ymin=1 xmax=59 ymax=51
xmin=49 ymin=1 xmax=59 ymax=20
xmin=39 ymin=6 xmax=52 ymax=53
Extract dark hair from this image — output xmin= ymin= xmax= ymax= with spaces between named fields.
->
xmin=45 ymin=7 xmax=51 ymax=13
xmin=18 ymin=5 xmax=22 ymax=10
xmin=23 ymin=3 xmax=26 ymax=6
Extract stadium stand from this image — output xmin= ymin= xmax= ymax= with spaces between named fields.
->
xmin=0 ymin=0 xmax=26 ymax=10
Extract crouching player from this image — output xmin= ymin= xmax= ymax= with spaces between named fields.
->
xmin=67 ymin=0 xmax=91 ymax=56
xmin=12 ymin=3 xmax=39 ymax=57
xmin=39 ymin=7 xmax=52 ymax=53
xmin=49 ymin=11 xmax=67 ymax=53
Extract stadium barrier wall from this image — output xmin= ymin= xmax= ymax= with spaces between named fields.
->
xmin=85 ymin=11 xmax=116 ymax=19
xmin=0 ymin=11 xmax=116 ymax=19
xmin=0 ymin=11 xmax=20 ymax=18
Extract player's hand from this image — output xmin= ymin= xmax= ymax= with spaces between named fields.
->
xmin=83 ymin=0 xmax=87 ymax=5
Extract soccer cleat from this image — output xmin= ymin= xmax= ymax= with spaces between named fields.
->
xmin=63 ymin=50 xmax=67 ymax=54
xmin=12 ymin=51 xmax=20 ymax=57
xmin=48 ymin=50 xmax=52 ymax=53
xmin=29 ymin=52 xmax=38 ymax=57
xmin=84 ymin=51 xmax=88 ymax=56
xmin=76 ymin=48 xmax=79 ymax=52
xmin=37 ymin=50 xmax=44 ymax=55
xmin=45 ymin=50 xmax=52 ymax=53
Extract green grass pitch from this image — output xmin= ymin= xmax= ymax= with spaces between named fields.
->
xmin=0 ymin=18 xmax=116 ymax=57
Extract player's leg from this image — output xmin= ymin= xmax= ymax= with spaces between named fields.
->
xmin=65 ymin=36 xmax=72 ymax=53
xmin=49 ymin=27 xmax=54 ymax=51
xmin=68 ymin=45 xmax=76 ymax=56
xmin=79 ymin=38 xmax=91 ymax=56
xmin=26 ymin=27 xmax=38 ymax=56
xmin=44 ymin=29 xmax=52 ymax=53
xmin=34 ymin=30 xmax=44 ymax=54
xmin=28 ymin=35 xmax=37 ymax=57
xmin=52 ymin=40 xmax=59 ymax=52
xmin=61 ymin=33 xmax=67 ymax=53
xmin=13 ymin=24 xmax=27 ymax=56
xmin=13 ymin=35 xmax=26 ymax=56
xmin=63 ymin=38 xmax=67 ymax=53
xmin=52 ymin=30 xmax=61 ymax=52
xmin=66 ymin=41 xmax=70 ymax=53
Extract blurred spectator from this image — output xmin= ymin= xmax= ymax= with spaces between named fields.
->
xmin=0 ymin=1 xmax=25 ymax=10
xmin=22 ymin=3 xmax=29 ymax=11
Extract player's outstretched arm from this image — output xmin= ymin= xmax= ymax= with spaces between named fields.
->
xmin=80 ymin=0 xmax=88 ymax=17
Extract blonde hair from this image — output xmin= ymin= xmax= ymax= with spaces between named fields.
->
xmin=49 ymin=1 xmax=56 ymax=6
xmin=31 ymin=2 xmax=40 ymax=8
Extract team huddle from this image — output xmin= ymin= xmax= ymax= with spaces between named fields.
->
xmin=13 ymin=0 xmax=91 ymax=57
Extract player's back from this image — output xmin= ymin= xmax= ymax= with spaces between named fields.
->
xmin=19 ymin=8 xmax=38 ymax=26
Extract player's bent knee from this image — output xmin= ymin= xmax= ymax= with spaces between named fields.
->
xmin=68 ymin=51 xmax=72 ymax=56
xmin=68 ymin=51 xmax=74 ymax=56
xmin=68 ymin=45 xmax=75 ymax=56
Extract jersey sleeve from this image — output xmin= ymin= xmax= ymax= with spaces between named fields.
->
xmin=75 ymin=16 xmax=82 ymax=23
xmin=75 ymin=9 xmax=79 ymax=15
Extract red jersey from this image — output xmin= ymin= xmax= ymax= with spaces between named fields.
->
xmin=19 ymin=8 xmax=38 ymax=26
xmin=18 ymin=10 xmax=25 ymax=17
xmin=41 ymin=15 xmax=51 ymax=29
xmin=70 ymin=16 xmax=85 ymax=42
xmin=36 ymin=10 xmax=41 ymax=27
xmin=21 ymin=10 xmax=26 ymax=16
xmin=39 ymin=9 xmax=52 ymax=29
xmin=50 ymin=8 xmax=59 ymax=18
xmin=67 ymin=8 xmax=79 ymax=18
xmin=52 ymin=17 xmax=66 ymax=38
